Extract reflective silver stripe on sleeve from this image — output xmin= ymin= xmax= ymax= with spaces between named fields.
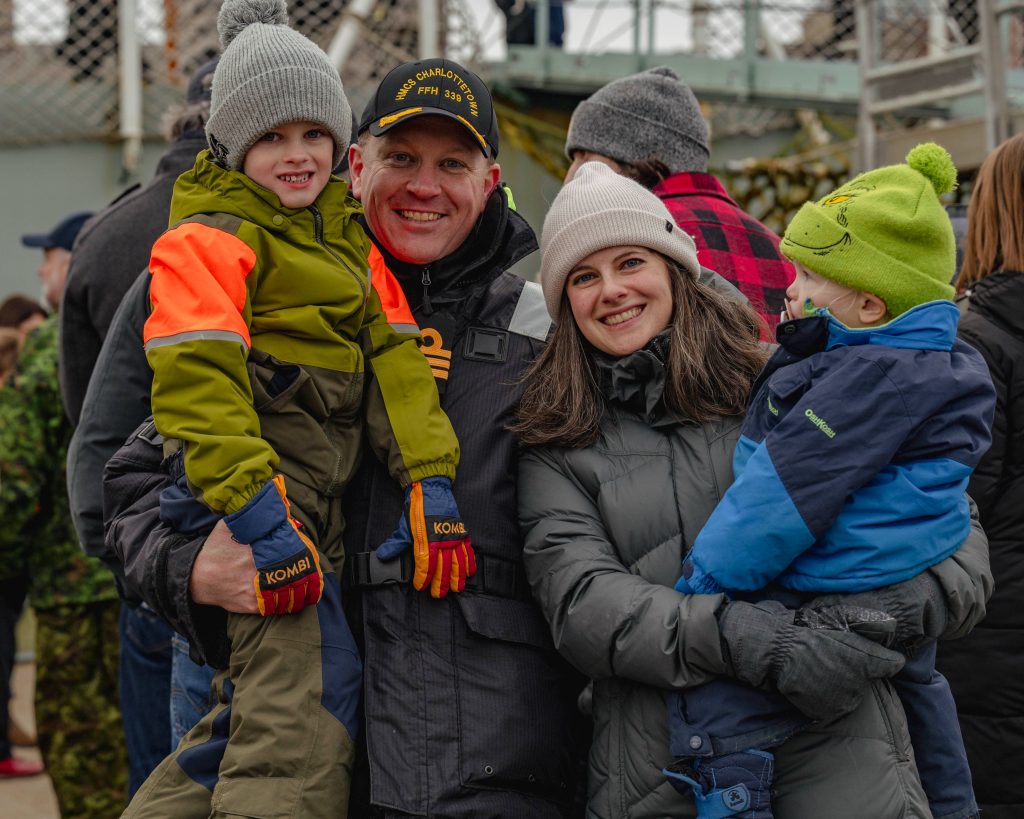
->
xmin=389 ymin=323 xmax=421 ymax=335
xmin=508 ymin=280 xmax=551 ymax=341
xmin=144 ymin=329 xmax=249 ymax=351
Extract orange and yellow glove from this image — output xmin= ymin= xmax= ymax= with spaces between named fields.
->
xmin=376 ymin=476 xmax=476 ymax=598
xmin=224 ymin=475 xmax=324 ymax=615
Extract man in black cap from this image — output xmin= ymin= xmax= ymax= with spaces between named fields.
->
xmin=101 ymin=56 xmax=588 ymax=818
xmin=344 ymin=59 xmax=588 ymax=816
xmin=21 ymin=211 xmax=93 ymax=311
xmin=61 ymin=57 xmax=219 ymax=797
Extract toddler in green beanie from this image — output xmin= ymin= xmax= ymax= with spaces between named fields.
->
xmin=780 ymin=142 xmax=957 ymax=322
xmin=665 ymin=144 xmax=992 ymax=819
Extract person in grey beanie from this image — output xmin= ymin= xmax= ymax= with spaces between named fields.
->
xmin=564 ymin=66 xmax=794 ymax=337
xmin=116 ymin=2 xmax=467 ymax=817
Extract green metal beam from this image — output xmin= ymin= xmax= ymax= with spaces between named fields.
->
xmin=487 ymin=50 xmax=863 ymax=114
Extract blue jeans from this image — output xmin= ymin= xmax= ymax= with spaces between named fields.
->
xmin=170 ymin=634 xmax=215 ymax=748
xmin=119 ymin=603 xmax=173 ymax=795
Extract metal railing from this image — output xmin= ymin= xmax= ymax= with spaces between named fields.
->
xmin=4 ymin=0 xmax=1022 ymax=174
xmin=0 ymin=0 xmax=443 ymax=158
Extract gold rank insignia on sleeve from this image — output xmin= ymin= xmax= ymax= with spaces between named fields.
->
xmin=421 ymin=327 xmax=451 ymax=381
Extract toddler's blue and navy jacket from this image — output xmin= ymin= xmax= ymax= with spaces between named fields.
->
xmin=679 ymin=300 xmax=995 ymax=594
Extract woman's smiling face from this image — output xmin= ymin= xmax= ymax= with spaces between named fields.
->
xmin=565 ymin=245 xmax=674 ymax=357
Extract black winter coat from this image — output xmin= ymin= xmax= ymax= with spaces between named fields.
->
xmin=936 ymin=271 xmax=1024 ymax=819
xmin=60 ymin=133 xmax=206 ymax=426
xmin=66 ymin=133 xmax=205 ymax=566
xmin=342 ymin=191 xmax=589 ymax=818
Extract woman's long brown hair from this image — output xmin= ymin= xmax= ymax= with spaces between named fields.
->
xmin=514 ymin=258 xmax=768 ymax=448
xmin=959 ymin=133 xmax=1024 ymax=287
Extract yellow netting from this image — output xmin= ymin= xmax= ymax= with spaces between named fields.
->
xmin=495 ymin=99 xmax=571 ymax=180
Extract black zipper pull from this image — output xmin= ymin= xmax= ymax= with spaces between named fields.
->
xmin=309 ymin=204 xmax=323 ymax=242
xmin=421 ymin=266 xmax=433 ymax=315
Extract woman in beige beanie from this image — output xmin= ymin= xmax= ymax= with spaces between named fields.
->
xmin=513 ymin=162 xmax=988 ymax=819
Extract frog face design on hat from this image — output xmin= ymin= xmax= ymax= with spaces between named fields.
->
xmin=779 ymin=143 xmax=959 ymax=317
xmin=782 ymin=184 xmax=876 ymax=258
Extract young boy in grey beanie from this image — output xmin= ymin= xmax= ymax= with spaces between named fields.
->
xmin=124 ymin=1 xmax=473 ymax=815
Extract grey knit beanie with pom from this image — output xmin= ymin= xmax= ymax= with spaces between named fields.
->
xmin=565 ymin=66 xmax=710 ymax=175
xmin=206 ymin=0 xmax=351 ymax=170
xmin=540 ymin=161 xmax=700 ymax=320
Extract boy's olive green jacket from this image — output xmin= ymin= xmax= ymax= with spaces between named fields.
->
xmin=144 ymin=150 xmax=457 ymax=514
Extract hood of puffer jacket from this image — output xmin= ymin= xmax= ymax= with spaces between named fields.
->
xmin=153 ymin=134 xmax=208 ymax=179
xmin=965 ymin=270 xmax=1024 ymax=339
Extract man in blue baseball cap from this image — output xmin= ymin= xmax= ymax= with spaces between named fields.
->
xmin=20 ymin=211 xmax=93 ymax=310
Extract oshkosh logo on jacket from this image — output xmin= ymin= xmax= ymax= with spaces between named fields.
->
xmin=803 ymin=408 xmax=836 ymax=438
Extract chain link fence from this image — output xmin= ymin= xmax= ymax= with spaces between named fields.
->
xmin=542 ymin=0 xmax=1017 ymax=64
xmin=4 ymin=1 xmax=1022 ymax=163
xmin=0 ymin=0 xmax=495 ymax=145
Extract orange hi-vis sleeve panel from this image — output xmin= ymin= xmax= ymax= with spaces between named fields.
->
xmin=144 ymin=220 xmax=273 ymax=514
xmin=368 ymin=244 xmax=418 ymax=335
xmin=144 ymin=222 xmax=256 ymax=352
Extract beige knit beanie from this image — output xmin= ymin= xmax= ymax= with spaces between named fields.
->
xmin=540 ymin=161 xmax=700 ymax=320
xmin=206 ymin=0 xmax=351 ymax=171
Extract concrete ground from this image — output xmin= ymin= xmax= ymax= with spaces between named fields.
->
xmin=3 ymin=611 xmax=58 ymax=817
xmin=1 ymin=661 xmax=60 ymax=819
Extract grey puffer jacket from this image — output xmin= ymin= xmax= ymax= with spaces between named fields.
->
xmin=519 ymin=339 xmax=991 ymax=819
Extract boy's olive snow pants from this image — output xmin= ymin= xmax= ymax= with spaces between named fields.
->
xmin=123 ymin=352 xmax=365 ymax=818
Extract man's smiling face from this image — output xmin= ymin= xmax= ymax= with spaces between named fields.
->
xmin=349 ymin=116 xmax=501 ymax=265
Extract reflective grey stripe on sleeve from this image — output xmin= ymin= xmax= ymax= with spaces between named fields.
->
xmin=144 ymin=329 xmax=249 ymax=351
xmin=509 ymin=280 xmax=551 ymax=341
xmin=389 ymin=323 xmax=421 ymax=335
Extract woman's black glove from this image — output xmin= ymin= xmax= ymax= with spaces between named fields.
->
xmin=811 ymin=572 xmax=947 ymax=653
xmin=717 ymin=600 xmax=905 ymax=721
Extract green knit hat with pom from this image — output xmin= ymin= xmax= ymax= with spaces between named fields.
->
xmin=780 ymin=142 xmax=958 ymax=317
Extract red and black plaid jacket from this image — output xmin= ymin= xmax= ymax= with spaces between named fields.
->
xmin=654 ymin=172 xmax=793 ymax=339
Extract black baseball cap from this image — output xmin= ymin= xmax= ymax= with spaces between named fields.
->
xmin=20 ymin=211 xmax=93 ymax=251
xmin=359 ymin=58 xmax=499 ymax=158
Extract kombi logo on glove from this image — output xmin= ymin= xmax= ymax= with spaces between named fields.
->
xmin=374 ymin=475 xmax=476 ymax=598
xmin=430 ymin=518 xmax=467 ymax=538
xmin=261 ymin=555 xmax=313 ymax=587
xmin=224 ymin=475 xmax=324 ymax=616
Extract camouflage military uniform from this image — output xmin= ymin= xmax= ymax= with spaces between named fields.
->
xmin=0 ymin=315 xmax=127 ymax=817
